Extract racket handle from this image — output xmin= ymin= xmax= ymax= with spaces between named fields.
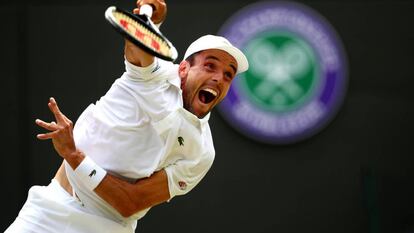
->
xmin=140 ymin=4 xmax=153 ymax=18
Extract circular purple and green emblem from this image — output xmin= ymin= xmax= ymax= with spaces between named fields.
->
xmin=218 ymin=1 xmax=348 ymax=144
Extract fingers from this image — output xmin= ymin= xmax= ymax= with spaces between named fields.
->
xmin=133 ymin=8 xmax=140 ymax=15
xmin=36 ymin=97 xmax=73 ymax=140
xmin=48 ymin=97 xmax=65 ymax=123
xmin=47 ymin=97 xmax=73 ymax=126
xmin=36 ymin=131 xmax=57 ymax=140
xmin=35 ymin=118 xmax=58 ymax=140
xmin=35 ymin=119 xmax=58 ymax=131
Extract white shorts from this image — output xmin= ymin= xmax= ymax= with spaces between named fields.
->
xmin=5 ymin=179 xmax=135 ymax=233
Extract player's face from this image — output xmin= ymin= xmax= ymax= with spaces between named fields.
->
xmin=179 ymin=49 xmax=238 ymax=119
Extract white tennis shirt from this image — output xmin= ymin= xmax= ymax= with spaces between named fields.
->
xmin=64 ymin=58 xmax=215 ymax=228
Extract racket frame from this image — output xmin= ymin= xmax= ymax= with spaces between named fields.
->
xmin=105 ymin=6 xmax=178 ymax=62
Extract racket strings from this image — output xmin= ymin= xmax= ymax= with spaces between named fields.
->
xmin=113 ymin=11 xmax=171 ymax=57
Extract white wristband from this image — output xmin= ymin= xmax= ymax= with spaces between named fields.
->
xmin=74 ymin=156 xmax=107 ymax=191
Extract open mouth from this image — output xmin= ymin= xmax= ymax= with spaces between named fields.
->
xmin=199 ymin=88 xmax=217 ymax=104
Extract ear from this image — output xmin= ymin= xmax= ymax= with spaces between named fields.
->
xmin=178 ymin=60 xmax=190 ymax=79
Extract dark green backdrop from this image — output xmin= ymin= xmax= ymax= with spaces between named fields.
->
xmin=1 ymin=1 xmax=413 ymax=233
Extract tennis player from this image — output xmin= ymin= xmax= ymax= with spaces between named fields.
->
xmin=5 ymin=0 xmax=248 ymax=232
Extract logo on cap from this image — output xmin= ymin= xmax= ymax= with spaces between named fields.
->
xmin=218 ymin=1 xmax=348 ymax=144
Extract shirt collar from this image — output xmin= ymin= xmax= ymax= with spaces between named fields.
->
xmin=179 ymin=108 xmax=211 ymax=126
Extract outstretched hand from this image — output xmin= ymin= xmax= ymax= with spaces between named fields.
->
xmin=36 ymin=97 xmax=77 ymax=160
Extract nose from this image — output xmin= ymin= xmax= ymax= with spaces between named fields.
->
xmin=212 ymin=72 xmax=224 ymax=83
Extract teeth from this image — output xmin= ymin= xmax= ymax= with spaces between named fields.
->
xmin=203 ymin=88 xmax=217 ymax=97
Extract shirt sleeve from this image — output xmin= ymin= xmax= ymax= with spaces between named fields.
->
xmin=164 ymin=152 xmax=215 ymax=199
xmin=124 ymin=57 xmax=160 ymax=81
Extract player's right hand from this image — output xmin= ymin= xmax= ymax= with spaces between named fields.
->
xmin=35 ymin=97 xmax=78 ymax=160
xmin=133 ymin=0 xmax=167 ymax=25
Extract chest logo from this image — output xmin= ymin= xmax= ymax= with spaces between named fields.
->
xmin=178 ymin=136 xmax=184 ymax=146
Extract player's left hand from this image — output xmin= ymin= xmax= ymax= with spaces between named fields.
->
xmin=35 ymin=97 xmax=77 ymax=160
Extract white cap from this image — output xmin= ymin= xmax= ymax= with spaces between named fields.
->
xmin=183 ymin=35 xmax=249 ymax=75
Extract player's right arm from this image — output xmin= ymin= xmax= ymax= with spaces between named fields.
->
xmin=40 ymin=97 xmax=170 ymax=217
xmin=125 ymin=0 xmax=167 ymax=67
xmin=41 ymin=97 xmax=211 ymax=218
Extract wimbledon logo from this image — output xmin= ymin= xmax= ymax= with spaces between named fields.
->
xmin=218 ymin=1 xmax=348 ymax=144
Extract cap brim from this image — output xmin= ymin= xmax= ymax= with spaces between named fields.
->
xmin=217 ymin=45 xmax=249 ymax=75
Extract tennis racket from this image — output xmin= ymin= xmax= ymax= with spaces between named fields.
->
xmin=105 ymin=5 xmax=178 ymax=62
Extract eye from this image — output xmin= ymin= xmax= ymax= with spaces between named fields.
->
xmin=205 ymin=62 xmax=215 ymax=71
xmin=224 ymin=72 xmax=235 ymax=80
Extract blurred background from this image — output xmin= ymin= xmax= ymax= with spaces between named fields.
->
xmin=1 ymin=0 xmax=413 ymax=233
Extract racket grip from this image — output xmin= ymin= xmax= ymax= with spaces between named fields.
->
xmin=140 ymin=4 xmax=153 ymax=18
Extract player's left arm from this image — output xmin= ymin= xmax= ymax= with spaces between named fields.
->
xmin=125 ymin=0 xmax=167 ymax=67
xmin=36 ymin=97 xmax=170 ymax=217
